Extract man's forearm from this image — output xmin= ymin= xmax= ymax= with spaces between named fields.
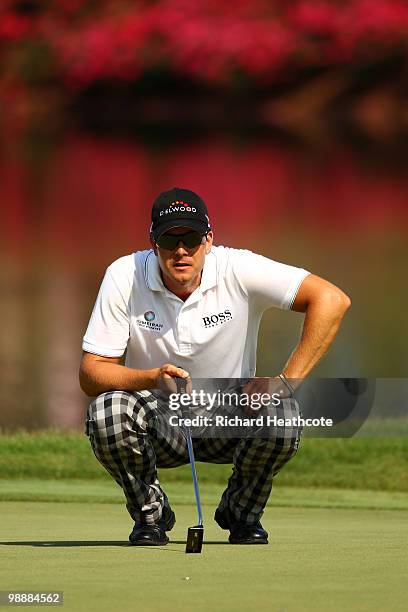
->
xmin=283 ymin=290 xmax=351 ymax=381
xmin=79 ymin=361 xmax=159 ymax=397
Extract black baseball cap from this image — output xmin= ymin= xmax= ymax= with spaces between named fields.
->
xmin=150 ymin=188 xmax=211 ymax=240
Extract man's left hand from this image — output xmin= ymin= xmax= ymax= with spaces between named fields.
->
xmin=241 ymin=376 xmax=293 ymax=417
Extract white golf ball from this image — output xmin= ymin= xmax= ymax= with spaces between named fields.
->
xmin=184 ymin=577 xmax=190 ymax=581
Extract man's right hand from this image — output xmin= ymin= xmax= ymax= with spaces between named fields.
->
xmin=79 ymin=352 xmax=191 ymax=397
xmin=155 ymin=364 xmax=191 ymax=395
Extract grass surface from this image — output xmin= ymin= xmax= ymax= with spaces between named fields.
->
xmin=1 ymin=431 xmax=407 ymax=491
xmin=2 ymin=432 xmax=407 ymax=611
xmin=1 ymin=499 xmax=407 ymax=612
xmin=1 ymin=479 xmax=408 ymax=511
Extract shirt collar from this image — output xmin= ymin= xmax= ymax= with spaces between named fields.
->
xmin=144 ymin=249 xmax=217 ymax=295
xmin=199 ymin=250 xmax=217 ymax=292
xmin=144 ymin=250 xmax=165 ymax=292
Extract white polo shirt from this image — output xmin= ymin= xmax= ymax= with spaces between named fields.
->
xmin=82 ymin=246 xmax=309 ymax=378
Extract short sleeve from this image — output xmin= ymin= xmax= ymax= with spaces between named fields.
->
xmin=231 ymin=249 xmax=310 ymax=310
xmin=82 ymin=267 xmax=131 ymax=357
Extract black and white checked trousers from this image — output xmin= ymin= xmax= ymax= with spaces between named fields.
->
xmin=85 ymin=390 xmax=301 ymax=529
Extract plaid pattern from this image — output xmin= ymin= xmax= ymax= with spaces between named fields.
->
xmin=85 ymin=391 xmax=302 ymax=528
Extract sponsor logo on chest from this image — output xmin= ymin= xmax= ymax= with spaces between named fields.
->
xmin=136 ymin=310 xmax=164 ymax=331
xmin=202 ymin=309 xmax=233 ymax=328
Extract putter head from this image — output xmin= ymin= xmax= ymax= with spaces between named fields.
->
xmin=185 ymin=525 xmax=204 ymax=553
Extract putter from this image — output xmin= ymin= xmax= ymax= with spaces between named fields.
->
xmin=176 ymin=377 xmax=204 ymax=553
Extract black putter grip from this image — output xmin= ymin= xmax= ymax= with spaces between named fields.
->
xmin=176 ymin=377 xmax=187 ymax=394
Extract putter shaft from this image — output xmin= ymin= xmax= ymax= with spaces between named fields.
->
xmin=185 ymin=425 xmax=203 ymax=526
xmin=176 ymin=377 xmax=204 ymax=553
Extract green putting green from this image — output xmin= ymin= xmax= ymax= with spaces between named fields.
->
xmin=1 ymin=488 xmax=407 ymax=611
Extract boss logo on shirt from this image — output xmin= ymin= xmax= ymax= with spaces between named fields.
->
xmin=202 ymin=309 xmax=233 ymax=328
xmin=136 ymin=311 xmax=164 ymax=331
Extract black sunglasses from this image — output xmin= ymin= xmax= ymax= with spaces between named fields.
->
xmin=156 ymin=230 xmax=207 ymax=250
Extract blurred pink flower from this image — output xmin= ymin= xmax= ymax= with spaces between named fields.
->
xmin=0 ymin=11 xmax=30 ymax=41
xmin=1 ymin=0 xmax=407 ymax=89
